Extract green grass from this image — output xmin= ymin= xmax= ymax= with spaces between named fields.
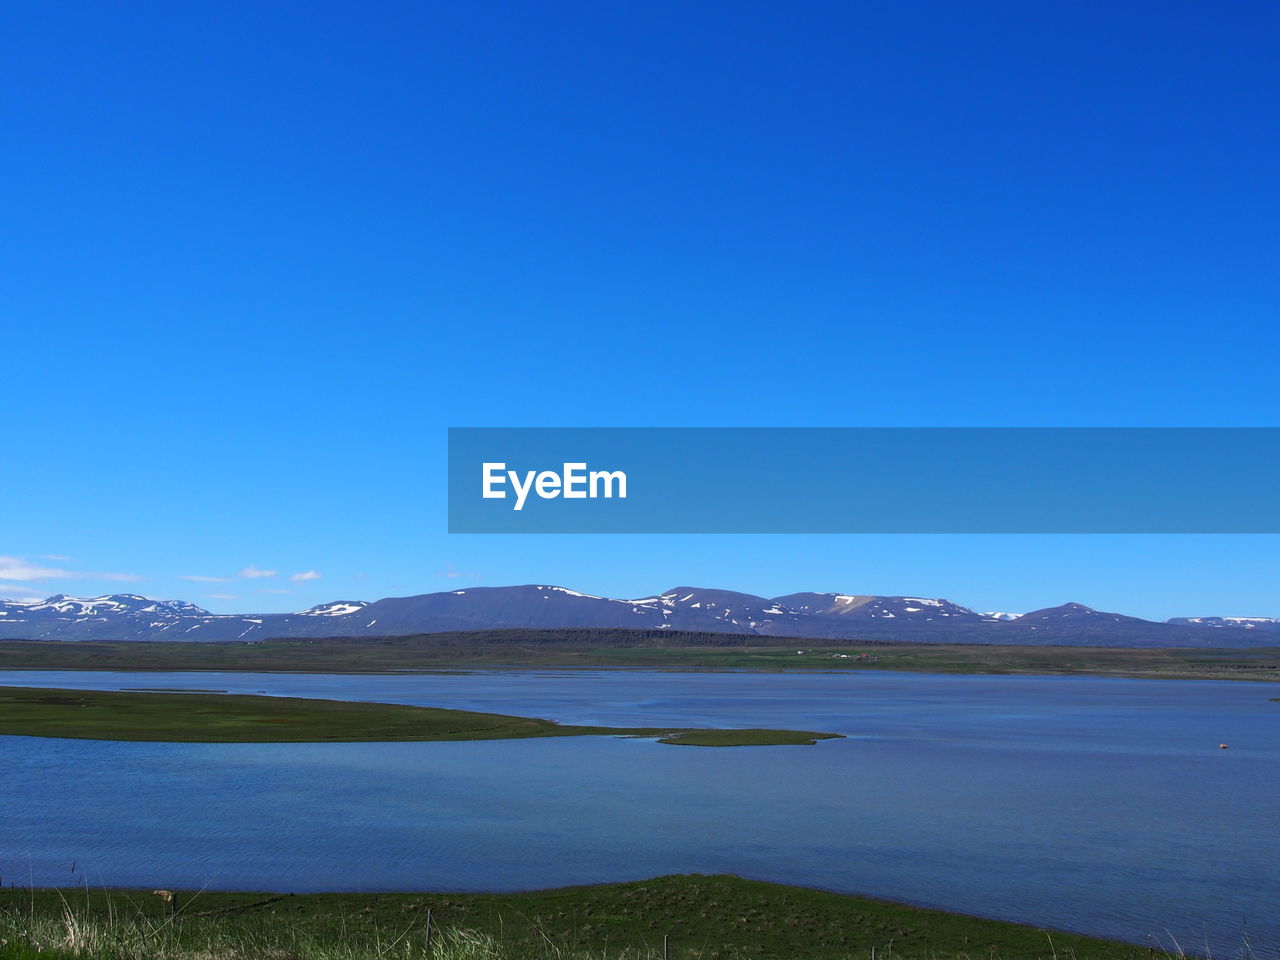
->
xmin=1 ymin=631 xmax=1277 ymax=682
xmin=0 ymin=875 xmax=1177 ymax=960
xmin=0 ymin=686 xmax=838 ymax=747
xmin=588 ymin=644 xmax=1280 ymax=683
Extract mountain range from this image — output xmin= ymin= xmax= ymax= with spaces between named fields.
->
xmin=0 ymin=586 xmax=1277 ymax=647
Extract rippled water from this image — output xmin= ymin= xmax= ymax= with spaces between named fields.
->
xmin=2 ymin=668 xmax=1277 ymax=957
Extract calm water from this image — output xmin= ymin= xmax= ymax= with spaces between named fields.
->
xmin=2 ymin=669 xmax=1278 ymax=957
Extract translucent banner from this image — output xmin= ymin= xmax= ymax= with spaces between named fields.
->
xmin=447 ymin=428 xmax=1280 ymax=533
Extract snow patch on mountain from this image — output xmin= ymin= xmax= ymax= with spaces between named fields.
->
xmin=299 ymin=601 xmax=369 ymax=617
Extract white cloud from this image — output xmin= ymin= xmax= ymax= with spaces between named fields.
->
xmin=0 ymin=556 xmax=73 ymax=581
xmin=436 ymin=563 xmax=478 ymax=580
xmin=0 ymin=555 xmax=141 ymax=583
xmin=38 ymin=554 xmax=72 ymax=562
xmin=1 ymin=584 xmax=44 ymax=598
xmin=203 ymin=593 xmax=239 ymax=600
xmin=239 ymin=565 xmax=277 ymax=579
xmin=181 ymin=575 xmax=233 ymax=583
xmin=290 ymin=570 xmax=321 ymax=582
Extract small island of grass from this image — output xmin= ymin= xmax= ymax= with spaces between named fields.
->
xmin=0 ymin=686 xmax=841 ymax=747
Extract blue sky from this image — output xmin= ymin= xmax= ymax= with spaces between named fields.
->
xmin=2 ymin=1 xmax=1277 ymax=620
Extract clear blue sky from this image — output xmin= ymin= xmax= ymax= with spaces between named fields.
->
xmin=2 ymin=1 xmax=1277 ymax=620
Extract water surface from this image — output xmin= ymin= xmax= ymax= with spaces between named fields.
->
xmin=2 ymin=669 xmax=1277 ymax=957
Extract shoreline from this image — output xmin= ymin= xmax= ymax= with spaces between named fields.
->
xmin=0 ymin=634 xmax=1277 ymax=683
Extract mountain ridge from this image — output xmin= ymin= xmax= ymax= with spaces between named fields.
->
xmin=1 ymin=585 xmax=1277 ymax=647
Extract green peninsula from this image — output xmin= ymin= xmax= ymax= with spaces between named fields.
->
xmin=0 ymin=685 xmax=839 ymax=747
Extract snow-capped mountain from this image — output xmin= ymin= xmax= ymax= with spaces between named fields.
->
xmin=0 ymin=593 xmax=270 ymax=642
xmin=1014 ymin=602 xmax=1145 ymax=625
xmin=1166 ymin=616 xmax=1280 ymax=633
xmin=23 ymin=594 xmax=209 ymax=617
xmin=0 ymin=587 xmax=1273 ymax=647
xmin=774 ymin=593 xmax=987 ymax=622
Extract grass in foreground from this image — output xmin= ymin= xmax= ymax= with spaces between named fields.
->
xmin=0 ymin=686 xmax=839 ymax=747
xmin=0 ymin=875 xmax=1179 ymax=960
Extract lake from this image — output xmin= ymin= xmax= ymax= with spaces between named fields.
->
xmin=2 ymin=668 xmax=1277 ymax=957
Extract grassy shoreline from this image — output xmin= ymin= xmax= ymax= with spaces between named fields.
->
xmin=0 ymin=875 xmax=1174 ymax=960
xmin=0 ymin=686 xmax=839 ymax=746
xmin=0 ymin=632 xmax=1277 ymax=682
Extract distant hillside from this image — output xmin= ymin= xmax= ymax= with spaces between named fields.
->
xmin=0 ymin=586 xmax=1275 ymax=647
